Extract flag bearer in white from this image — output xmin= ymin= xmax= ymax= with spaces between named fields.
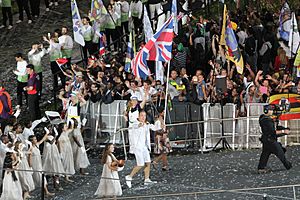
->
xmin=125 ymin=110 xmax=160 ymax=188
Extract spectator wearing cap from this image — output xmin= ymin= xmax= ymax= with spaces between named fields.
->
xmin=24 ymin=64 xmax=41 ymax=121
xmin=13 ymin=53 xmax=28 ymax=108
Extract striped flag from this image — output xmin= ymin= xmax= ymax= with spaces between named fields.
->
xmin=71 ymin=0 xmax=85 ymax=46
xmin=220 ymin=5 xmax=244 ymax=74
xmin=172 ymin=0 xmax=178 ymax=35
xmin=99 ymin=32 xmax=105 ymax=56
xmin=131 ymin=16 xmax=174 ymax=79
xmin=125 ymin=32 xmax=134 ymax=72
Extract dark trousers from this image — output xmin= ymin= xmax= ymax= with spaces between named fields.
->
xmin=132 ymin=17 xmax=142 ymax=35
xmin=50 ymin=61 xmax=66 ymax=90
xmin=28 ymin=94 xmax=40 ymax=121
xmin=37 ymin=72 xmax=43 ymax=95
xmin=116 ymin=26 xmax=122 ymax=51
xmin=16 ymin=0 xmax=32 ymax=21
xmin=2 ymin=7 xmax=13 ymax=26
xmin=258 ymin=141 xmax=292 ymax=170
xmin=121 ymin=21 xmax=129 ymax=41
xmin=82 ymin=40 xmax=94 ymax=63
xmin=105 ymin=28 xmax=117 ymax=51
xmin=66 ymin=57 xmax=71 ymax=69
xmin=17 ymin=81 xmax=28 ymax=106
xmin=29 ymin=0 xmax=40 ymax=16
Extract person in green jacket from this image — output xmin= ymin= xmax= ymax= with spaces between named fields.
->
xmin=0 ymin=0 xmax=13 ymax=30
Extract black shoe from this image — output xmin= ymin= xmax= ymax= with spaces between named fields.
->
xmin=286 ymin=162 xmax=292 ymax=170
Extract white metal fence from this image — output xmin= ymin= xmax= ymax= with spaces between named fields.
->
xmin=82 ymin=101 xmax=300 ymax=149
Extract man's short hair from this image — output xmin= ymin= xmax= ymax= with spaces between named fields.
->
xmin=14 ymin=53 xmax=23 ymax=58
xmin=26 ymin=64 xmax=35 ymax=70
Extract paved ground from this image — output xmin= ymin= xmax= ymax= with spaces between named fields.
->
xmin=28 ymin=145 xmax=300 ymax=200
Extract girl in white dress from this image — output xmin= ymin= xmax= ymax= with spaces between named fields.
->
xmin=42 ymin=125 xmax=65 ymax=190
xmin=94 ymin=143 xmax=122 ymax=198
xmin=0 ymin=151 xmax=23 ymax=200
xmin=70 ymin=118 xmax=90 ymax=175
xmin=14 ymin=141 xmax=35 ymax=199
xmin=28 ymin=133 xmax=54 ymax=196
xmin=57 ymin=122 xmax=75 ymax=182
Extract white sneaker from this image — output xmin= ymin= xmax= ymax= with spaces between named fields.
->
xmin=144 ymin=179 xmax=157 ymax=185
xmin=46 ymin=8 xmax=50 ymax=11
xmin=7 ymin=25 xmax=13 ymax=30
xmin=16 ymin=20 xmax=22 ymax=24
xmin=125 ymin=175 xmax=132 ymax=188
xmin=49 ymin=2 xmax=53 ymax=6
xmin=28 ymin=20 xmax=32 ymax=24
xmin=54 ymin=2 xmax=58 ymax=6
xmin=0 ymin=25 xmax=5 ymax=29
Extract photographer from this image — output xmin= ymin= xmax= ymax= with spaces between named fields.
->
xmin=257 ymin=104 xmax=292 ymax=173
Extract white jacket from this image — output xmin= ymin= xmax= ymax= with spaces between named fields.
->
xmin=130 ymin=122 xmax=160 ymax=152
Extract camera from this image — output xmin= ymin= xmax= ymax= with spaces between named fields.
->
xmin=265 ymin=97 xmax=290 ymax=117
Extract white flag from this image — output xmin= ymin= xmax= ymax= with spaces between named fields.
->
xmin=172 ymin=0 xmax=178 ymax=35
xmin=143 ymin=5 xmax=153 ymax=42
xmin=71 ymin=0 xmax=85 ymax=46
xmin=288 ymin=12 xmax=300 ymax=55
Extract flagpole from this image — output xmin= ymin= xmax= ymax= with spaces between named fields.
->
xmin=164 ymin=61 xmax=171 ymax=124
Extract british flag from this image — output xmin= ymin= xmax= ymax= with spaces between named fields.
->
xmin=131 ymin=16 xmax=174 ymax=79
xmin=99 ymin=32 xmax=105 ymax=56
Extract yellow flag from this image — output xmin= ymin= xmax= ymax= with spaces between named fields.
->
xmin=219 ymin=4 xmax=227 ymax=46
xmin=219 ymin=4 xmax=244 ymax=74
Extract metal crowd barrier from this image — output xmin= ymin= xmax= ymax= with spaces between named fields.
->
xmin=81 ymin=101 xmax=300 ymax=150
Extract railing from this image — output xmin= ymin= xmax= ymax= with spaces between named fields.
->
xmin=81 ymin=101 xmax=300 ymax=151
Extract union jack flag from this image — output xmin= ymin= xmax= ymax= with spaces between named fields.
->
xmin=131 ymin=16 xmax=174 ymax=79
xmin=99 ymin=32 xmax=105 ymax=56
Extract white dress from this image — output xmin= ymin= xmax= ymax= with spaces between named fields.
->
xmin=42 ymin=136 xmax=65 ymax=176
xmin=71 ymin=128 xmax=90 ymax=170
xmin=58 ymin=130 xmax=75 ymax=175
xmin=31 ymin=145 xmax=45 ymax=187
xmin=0 ymin=171 xmax=23 ymax=200
xmin=94 ymin=154 xmax=122 ymax=197
xmin=17 ymin=152 xmax=35 ymax=192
